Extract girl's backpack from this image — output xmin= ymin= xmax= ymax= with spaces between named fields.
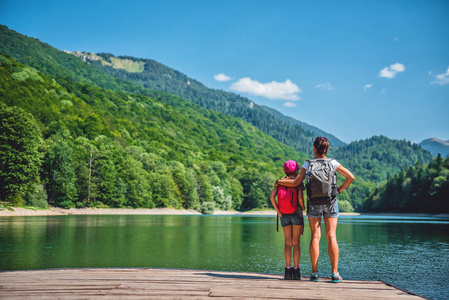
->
xmin=277 ymin=185 xmax=298 ymax=214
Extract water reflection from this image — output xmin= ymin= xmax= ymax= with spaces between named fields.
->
xmin=0 ymin=214 xmax=448 ymax=300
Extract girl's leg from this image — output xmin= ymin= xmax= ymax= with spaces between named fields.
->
xmin=292 ymin=225 xmax=302 ymax=268
xmin=282 ymin=225 xmax=293 ymax=267
xmin=324 ymin=217 xmax=339 ymax=274
xmin=308 ymin=217 xmax=321 ymax=273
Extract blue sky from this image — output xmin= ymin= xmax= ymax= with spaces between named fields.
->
xmin=1 ymin=0 xmax=448 ymax=144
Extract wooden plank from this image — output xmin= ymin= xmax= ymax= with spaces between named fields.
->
xmin=0 ymin=268 xmax=424 ymax=299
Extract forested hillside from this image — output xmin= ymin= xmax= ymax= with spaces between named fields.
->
xmin=331 ymin=136 xmax=434 ymax=211
xmin=0 ymin=24 xmax=439 ymax=213
xmin=84 ymin=53 xmax=345 ymax=154
xmin=0 ymin=25 xmax=343 ymax=156
xmin=364 ymin=154 xmax=449 ymax=213
xmin=0 ymin=54 xmax=306 ymax=211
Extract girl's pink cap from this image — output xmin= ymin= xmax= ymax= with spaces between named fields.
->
xmin=284 ymin=160 xmax=299 ymax=173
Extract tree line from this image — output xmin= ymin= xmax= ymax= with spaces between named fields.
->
xmin=364 ymin=154 xmax=449 ymax=213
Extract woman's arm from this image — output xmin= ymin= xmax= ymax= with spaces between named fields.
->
xmin=276 ymin=168 xmax=306 ymax=187
xmin=336 ymin=165 xmax=355 ymax=193
xmin=269 ymin=188 xmax=282 ymax=217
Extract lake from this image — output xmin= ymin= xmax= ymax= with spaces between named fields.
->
xmin=0 ymin=214 xmax=448 ymax=299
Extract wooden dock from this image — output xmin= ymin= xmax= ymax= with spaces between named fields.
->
xmin=0 ymin=268 xmax=424 ymax=299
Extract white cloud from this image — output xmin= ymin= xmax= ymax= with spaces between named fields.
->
xmin=379 ymin=63 xmax=405 ymax=78
xmin=214 ymin=73 xmax=231 ymax=82
xmin=431 ymin=67 xmax=449 ymax=85
xmin=364 ymin=84 xmax=373 ymax=91
xmin=315 ymin=83 xmax=333 ymax=90
xmin=230 ymin=77 xmax=301 ymax=100
xmin=283 ymin=102 xmax=297 ymax=107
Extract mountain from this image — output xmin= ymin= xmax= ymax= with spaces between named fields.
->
xmin=79 ymin=52 xmax=346 ymax=154
xmin=0 ymin=24 xmax=437 ymax=213
xmin=0 ymin=25 xmax=343 ymax=155
xmin=258 ymin=105 xmax=342 ymax=147
xmin=0 ymin=53 xmax=305 ymax=211
xmin=332 ymin=135 xmax=434 ymax=211
xmin=419 ymin=138 xmax=449 ymax=157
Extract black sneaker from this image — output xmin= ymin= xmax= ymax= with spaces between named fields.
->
xmin=284 ymin=267 xmax=293 ymax=280
xmin=292 ymin=268 xmax=301 ymax=280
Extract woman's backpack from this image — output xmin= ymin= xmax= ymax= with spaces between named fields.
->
xmin=306 ymin=158 xmax=338 ymax=205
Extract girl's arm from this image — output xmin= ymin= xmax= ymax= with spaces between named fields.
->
xmin=336 ymin=165 xmax=355 ymax=193
xmin=298 ymin=186 xmax=305 ymax=211
xmin=276 ymin=168 xmax=306 ymax=187
xmin=269 ymin=188 xmax=282 ymax=217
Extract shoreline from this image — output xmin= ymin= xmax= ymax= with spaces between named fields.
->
xmin=1 ymin=206 xmax=447 ymax=218
xmin=0 ymin=207 xmax=279 ymax=217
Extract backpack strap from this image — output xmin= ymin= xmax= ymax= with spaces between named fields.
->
xmin=328 ymin=158 xmax=337 ymax=184
xmin=306 ymin=159 xmax=313 ymax=172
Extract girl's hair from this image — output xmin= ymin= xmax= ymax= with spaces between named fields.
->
xmin=285 ymin=169 xmax=299 ymax=177
xmin=314 ymin=136 xmax=329 ymax=156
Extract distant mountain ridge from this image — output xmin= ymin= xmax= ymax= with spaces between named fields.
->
xmin=258 ymin=105 xmax=341 ymax=147
xmin=419 ymin=138 xmax=449 ymax=157
xmin=82 ymin=52 xmax=345 ymax=154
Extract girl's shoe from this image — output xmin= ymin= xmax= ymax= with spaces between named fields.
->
xmin=284 ymin=267 xmax=293 ymax=280
xmin=310 ymin=272 xmax=319 ymax=281
xmin=331 ymin=272 xmax=343 ymax=283
xmin=292 ymin=268 xmax=301 ymax=280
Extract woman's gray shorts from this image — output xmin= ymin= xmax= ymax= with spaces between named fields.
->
xmin=307 ymin=200 xmax=339 ymax=218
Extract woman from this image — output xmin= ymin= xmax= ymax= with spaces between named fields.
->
xmin=276 ymin=136 xmax=354 ymax=283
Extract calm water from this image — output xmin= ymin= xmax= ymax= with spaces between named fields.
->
xmin=0 ymin=214 xmax=448 ymax=299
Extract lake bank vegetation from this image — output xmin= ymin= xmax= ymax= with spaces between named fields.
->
xmin=364 ymin=154 xmax=449 ymax=213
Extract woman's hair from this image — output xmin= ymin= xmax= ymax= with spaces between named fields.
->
xmin=314 ymin=136 xmax=329 ymax=156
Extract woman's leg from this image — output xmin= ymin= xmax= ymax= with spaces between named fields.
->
xmin=324 ymin=217 xmax=339 ymax=274
xmin=282 ymin=225 xmax=293 ymax=267
xmin=292 ymin=225 xmax=302 ymax=268
xmin=308 ymin=217 xmax=321 ymax=273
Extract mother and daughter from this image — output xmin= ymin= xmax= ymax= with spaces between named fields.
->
xmin=270 ymin=136 xmax=355 ymax=283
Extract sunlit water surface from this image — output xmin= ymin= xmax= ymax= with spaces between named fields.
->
xmin=1 ymin=214 xmax=448 ymax=300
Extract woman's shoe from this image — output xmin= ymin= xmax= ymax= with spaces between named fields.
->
xmin=310 ymin=272 xmax=319 ymax=281
xmin=331 ymin=272 xmax=343 ymax=283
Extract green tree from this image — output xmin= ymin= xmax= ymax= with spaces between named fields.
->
xmin=42 ymin=140 xmax=78 ymax=208
xmin=229 ymin=177 xmax=243 ymax=210
xmin=197 ymin=173 xmax=213 ymax=204
xmin=184 ymin=169 xmax=200 ymax=209
xmin=0 ymin=104 xmax=42 ymax=202
xmin=24 ymin=184 xmax=48 ymax=208
xmin=120 ymin=156 xmax=153 ymax=208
